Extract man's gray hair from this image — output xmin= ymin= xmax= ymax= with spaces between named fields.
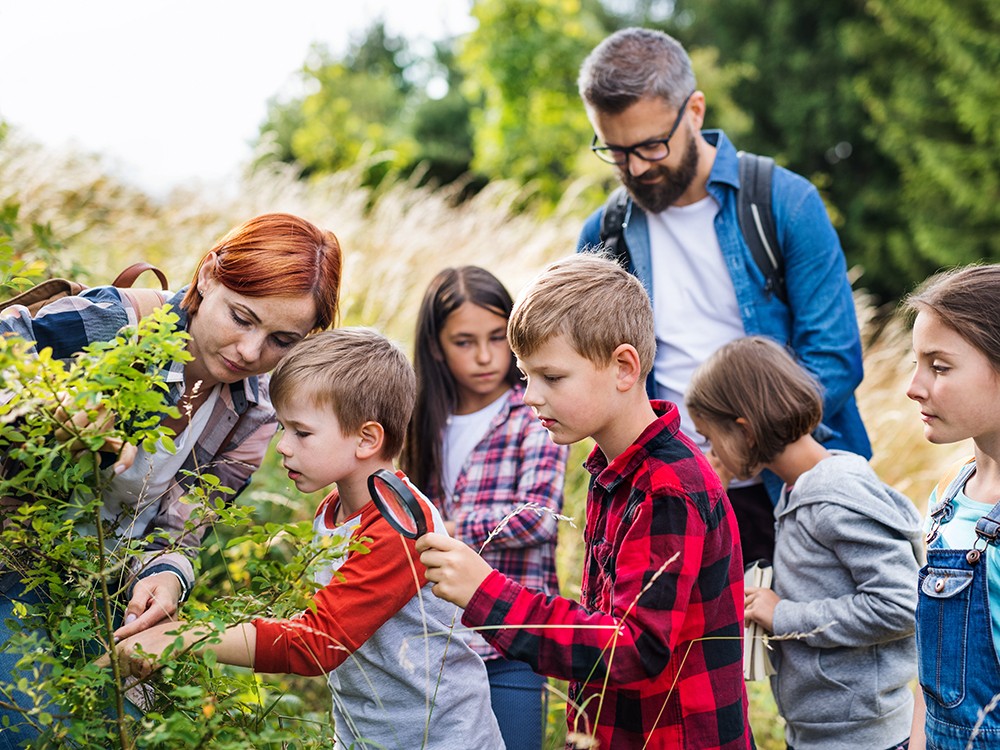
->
xmin=578 ymin=27 xmax=696 ymax=114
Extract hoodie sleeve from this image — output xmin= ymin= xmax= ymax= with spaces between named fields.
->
xmin=771 ymin=500 xmax=920 ymax=648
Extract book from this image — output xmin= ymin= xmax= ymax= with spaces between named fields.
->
xmin=744 ymin=559 xmax=776 ymax=681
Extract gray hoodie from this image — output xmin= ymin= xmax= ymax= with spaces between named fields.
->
xmin=767 ymin=451 xmax=922 ymax=750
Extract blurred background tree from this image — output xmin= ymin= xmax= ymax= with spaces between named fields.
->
xmin=848 ymin=0 xmax=1000 ymax=292
xmin=457 ymin=0 xmax=604 ymax=206
xmin=256 ymin=20 xmax=477 ymax=190
xmin=250 ymin=0 xmax=1000 ymax=299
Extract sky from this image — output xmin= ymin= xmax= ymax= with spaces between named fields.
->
xmin=0 ymin=0 xmax=476 ymax=195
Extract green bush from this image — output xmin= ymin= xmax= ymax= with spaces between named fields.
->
xmin=0 ymin=308 xmax=366 ymax=748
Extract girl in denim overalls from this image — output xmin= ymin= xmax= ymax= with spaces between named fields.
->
xmin=905 ymin=265 xmax=1000 ymax=749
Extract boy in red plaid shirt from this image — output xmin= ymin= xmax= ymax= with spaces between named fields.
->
xmin=417 ymin=254 xmax=753 ymax=749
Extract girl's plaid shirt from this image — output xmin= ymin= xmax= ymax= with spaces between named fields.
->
xmin=428 ymin=385 xmax=568 ymax=660
xmin=462 ymin=402 xmax=753 ymax=749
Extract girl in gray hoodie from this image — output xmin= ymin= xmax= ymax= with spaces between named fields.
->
xmin=687 ymin=335 xmax=922 ymax=750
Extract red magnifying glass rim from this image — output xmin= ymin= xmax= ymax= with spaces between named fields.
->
xmin=367 ymin=469 xmax=428 ymax=539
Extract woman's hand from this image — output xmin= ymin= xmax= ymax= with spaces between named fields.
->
xmin=52 ymin=392 xmax=137 ymax=474
xmin=744 ymin=585 xmax=780 ymax=631
xmin=113 ymin=572 xmax=183 ymax=641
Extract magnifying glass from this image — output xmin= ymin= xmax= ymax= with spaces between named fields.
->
xmin=367 ymin=469 xmax=428 ymax=539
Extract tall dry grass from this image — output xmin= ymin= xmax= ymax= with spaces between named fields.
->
xmin=1 ymin=130 xmax=969 ymax=746
xmin=6 ymin=129 xmax=967 ymax=496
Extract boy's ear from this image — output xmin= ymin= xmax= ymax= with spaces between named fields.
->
xmin=734 ymin=416 xmax=756 ymax=449
xmin=612 ymin=343 xmax=643 ymax=392
xmin=356 ymin=421 xmax=385 ymax=459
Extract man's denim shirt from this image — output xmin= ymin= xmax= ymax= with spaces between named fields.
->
xmin=578 ymin=129 xmax=871 ymax=465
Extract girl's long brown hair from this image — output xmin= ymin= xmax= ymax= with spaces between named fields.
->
xmin=400 ymin=266 xmax=519 ymax=495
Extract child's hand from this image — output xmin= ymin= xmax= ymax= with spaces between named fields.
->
xmin=744 ymin=586 xmax=779 ymax=631
xmin=99 ymin=621 xmax=190 ymax=679
xmin=416 ymin=532 xmax=494 ymax=608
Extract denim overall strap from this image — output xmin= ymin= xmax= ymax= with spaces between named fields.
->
xmin=926 ymin=461 xmax=977 ymax=545
xmin=919 ymin=462 xmax=1000 ymax=749
xmin=974 ymin=502 xmax=1000 ymax=553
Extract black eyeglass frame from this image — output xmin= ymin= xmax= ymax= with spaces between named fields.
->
xmin=590 ymin=90 xmax=696 ymax=166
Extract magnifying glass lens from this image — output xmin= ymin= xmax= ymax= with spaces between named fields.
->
xmin=371 ymin=475 xmax=420 ymax=536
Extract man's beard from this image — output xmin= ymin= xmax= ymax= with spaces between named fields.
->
xmin=621 ymin=131 xmax=699 ymax=214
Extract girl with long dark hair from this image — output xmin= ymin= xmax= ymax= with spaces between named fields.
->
xmin=401 ymin=266 xmax=567 ymax=750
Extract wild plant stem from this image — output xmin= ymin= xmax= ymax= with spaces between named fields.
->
xmin=91 ymin=453 xmax=132 ymax=750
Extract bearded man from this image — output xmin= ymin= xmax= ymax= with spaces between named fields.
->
xmin=577 ymin=28 xmax=871 ymax=564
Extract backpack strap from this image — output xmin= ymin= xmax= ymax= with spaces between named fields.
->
xmin=111 ymin=262 xmax=169 ymax=291
xmin=598 ymin=186 xmax=633 ymax=270
xmin=121 ymin=288 xmax=168 ymax=323
xmin=114 ymin=262 xmax=170 ymax=323
xmin=737 ymin=152 xmax=786 ymax=304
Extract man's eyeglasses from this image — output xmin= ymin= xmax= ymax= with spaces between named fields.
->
xmin=590 ymin=91 xmax=695 ymax=167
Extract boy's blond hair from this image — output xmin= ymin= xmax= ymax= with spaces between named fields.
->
xmin=508 ymin=253 xmax=655 ymax=378
xmin=269 ymin=328 xmax=416 ymax=459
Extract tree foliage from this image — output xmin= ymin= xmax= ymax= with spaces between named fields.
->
xmin=0 ymin=201 xmax=77 ymax=296
xmin=258 ymin=23 xmax=414 ymax=186
xmin=849 ymin=0 xmax=1000 ymax=285
xmin=667 ymin=0 xmax=907 ymax=298
xmin=256 ymin=21 xmax=477 ymax=190
xmin=459 ymin=0 xmax=606 ymax=203
xmin=251 ymin=0 xmax=1000 ymax=300
xmin=0 ymin=298 xmax=351 ymax=746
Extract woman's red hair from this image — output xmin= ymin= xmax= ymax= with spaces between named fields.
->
xmin=181 ymin=213 xmax=341 ymax=331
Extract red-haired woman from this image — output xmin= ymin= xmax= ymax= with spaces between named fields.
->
xmin=0 ymin=213 xmax=341 ymax=737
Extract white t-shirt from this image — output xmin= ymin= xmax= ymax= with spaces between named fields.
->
xmin=441 ymin=389 xmax=509 ymax=497
xmin=99 ymin=384 xmax=221 ymax=541
xmin=647 ymin=195 xmax=745 ymax=451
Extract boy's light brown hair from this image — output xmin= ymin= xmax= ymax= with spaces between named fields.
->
xmin=508 ymin=253 xmax=655 ymax=378
xmin=269 ymin=328 xmax=416 ymax=459
xmin=686 ymin=336 xmax=823 ymax=476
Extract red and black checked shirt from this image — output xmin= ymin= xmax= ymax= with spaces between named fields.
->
xmin=462 ymin=401 xmax=753 ymax=749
